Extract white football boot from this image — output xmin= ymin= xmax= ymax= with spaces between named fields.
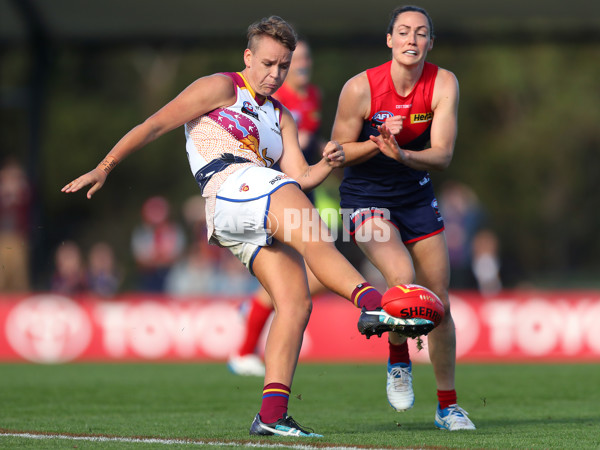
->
xmin=386 ymin=361 xmax=415 ymax=411
xmin=435 ymin=404 xmax=476 ymax=430
xmin=227 ymin=354 xmax=265 ymax=376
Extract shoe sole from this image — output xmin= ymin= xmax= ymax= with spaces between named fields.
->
xmin=359 ymin=313 xmax=435 ymax=339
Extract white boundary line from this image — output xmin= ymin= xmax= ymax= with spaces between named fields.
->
xmin=0 ymin=431 xmax=410 ymax=450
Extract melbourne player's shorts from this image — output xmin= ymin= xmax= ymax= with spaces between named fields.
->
xmin=345 ymin=197 xmax=444 ymax=244
xmin=212 ymin=166 xmax=299 ymax=273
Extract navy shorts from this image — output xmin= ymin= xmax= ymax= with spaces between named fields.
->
xmin=344 ymin=198 xmax=444 ymax=244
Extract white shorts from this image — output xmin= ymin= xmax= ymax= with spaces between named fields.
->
xmin=212 ymin=166 xmax=299 ymax=273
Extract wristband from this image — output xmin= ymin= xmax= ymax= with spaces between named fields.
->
xmin=98 ymin=155 xmax=118 ymax=174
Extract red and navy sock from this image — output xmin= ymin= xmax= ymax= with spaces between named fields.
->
xmin=389 ymin=341 xmax=410 ymax=365
xmin=351 ymin=282 xmax=382 ymax=311
xmin=437 ymin=389 xmax=457 ymax=410
xmin=259 ymin=383 xmax=290 ymax=424
xmin=238 ymin=297 xmax=272 ymax=356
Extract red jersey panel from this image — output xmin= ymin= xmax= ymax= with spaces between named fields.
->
xmin=273 ymin=83 xmax=321 ymax=134
xmin=364 ymin=60 xmax=437 ymax=147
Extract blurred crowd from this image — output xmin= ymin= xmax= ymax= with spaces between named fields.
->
xmin=0 ymin=159 xmax=503 ymax=300
xmin=0 ymin=157 xmax=31 ymax=293
xmin=48 ymin=193 xmax=261 ymax=299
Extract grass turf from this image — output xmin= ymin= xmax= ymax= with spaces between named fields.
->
xmin=0 ymin=362 xmax=599 ymax=448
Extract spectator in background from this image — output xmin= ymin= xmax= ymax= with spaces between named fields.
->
xmin=438 ymin=180 xmax=484 ymax=290
xmin=439 ymin=180 xmax=503 ymax=294
xmin=166 ymin=195 xmax=260 ymax=297
xmin=131 ymin=195 xmax=186 ymax=292
xmin=0 ymin=157 xmax=32 ymax=292
xmin=87 ymin=241 xmax=121 ymax=298
xmin=165 ymin=195 xmax=216 ymax=296
xmin=51 ymin=240 xmax=88 ymax=296
xmin=471 ymin=229 xmax=502 ymax=295
xmin=272 ymin=39 xmax=323 ymax=166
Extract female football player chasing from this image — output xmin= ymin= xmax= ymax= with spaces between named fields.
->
xmin=62 ymin=16 xmax=432 ymax=437
xmin=331 ymin=5 xmax=476 ymax=431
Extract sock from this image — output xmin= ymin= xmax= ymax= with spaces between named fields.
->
xmin=437 ymin=389 xmax=457 ymax=410
xmin=259 ymin=383 xmax=290 ymax=424
xmin=351 ymin=282 xmax=382 ymax=310
xmin=389 ymin=341 xmax=410 ymax=365
xmin=238 ymin=297 xmax=272 ymax=356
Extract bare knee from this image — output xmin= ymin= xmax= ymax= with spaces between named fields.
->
xmin=273 ymin=294 xmax=312 ymax=326
xmin=387 ymin=267 xmax=416 ymax=287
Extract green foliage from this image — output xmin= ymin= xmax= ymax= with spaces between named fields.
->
xmin=0 ymin=363 xmax=599 ymax=448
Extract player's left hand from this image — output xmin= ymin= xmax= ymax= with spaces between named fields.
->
xmin=384 ymin=115 xmax=405 ymax=135
xmin=370 ymin=124 xmax=408 ymax=163
xmin=61 ymin=167 xmax=107 ymax=199
xmin=323 ymin=140 xmax=345 ymax=167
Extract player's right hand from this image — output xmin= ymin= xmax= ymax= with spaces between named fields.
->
xmin=61 ymin=167 xmax=107 ymax=199
xmin=384 ymin=115 xmax=405 ymax=135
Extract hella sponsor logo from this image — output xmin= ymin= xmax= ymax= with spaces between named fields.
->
xmin=269 ymin=174 xmax=289 ymax=185
xmin=410 ymin=112 xmax=433 ymax=124
xmin=370 ymin=110 xmax=394 ymax=127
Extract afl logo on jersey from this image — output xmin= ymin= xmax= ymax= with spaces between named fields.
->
xmin=370 ymin=110 xmax=394 ymax=128
xmin=242 ymin=101 xmax=259 ymax=120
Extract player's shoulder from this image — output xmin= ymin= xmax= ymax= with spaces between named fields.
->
xmin=199 ymin=72 xmax=236 ymax=86
xmin=431 ymin=66 xmax=459 ymax=110
xmin=435 ymin=66 xmax=458 ymax=87
xmin=188 ymin=72 xmax=236 ymax=96
xmin=342 ymin=70 xmax=369 ymax=97
xmin=432 ymin=66 xmax=459 ymax=98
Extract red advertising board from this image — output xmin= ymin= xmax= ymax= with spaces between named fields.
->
xmin=1 ymin=291 xmax=599 ymax=363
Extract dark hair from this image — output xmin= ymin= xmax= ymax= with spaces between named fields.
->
xmin=247 ymin=16 xmax=297 ymax=52
xmin=387 ymin=5 xmax=435 ymax=39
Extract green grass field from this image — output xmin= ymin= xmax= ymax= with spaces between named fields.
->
xmin=1 ymin=362 xmax=599 ymax=449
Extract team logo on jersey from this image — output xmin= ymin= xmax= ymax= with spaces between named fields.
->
xmin=370 ymin=111 xmax=394 ymax=128
xmin=242 ymin=101 xmax=259 ymax=120
xmin=411 ymin=112 xmax=433 ymax=124
xmin=239 ymin=183 xmax=250 ymax=192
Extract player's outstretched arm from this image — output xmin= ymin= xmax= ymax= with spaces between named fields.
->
xmin=61 ymin=73 xmax=236 ymax=199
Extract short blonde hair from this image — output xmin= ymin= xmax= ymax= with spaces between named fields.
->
xmin=247 ymin=16 xmax=297 ymax=52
